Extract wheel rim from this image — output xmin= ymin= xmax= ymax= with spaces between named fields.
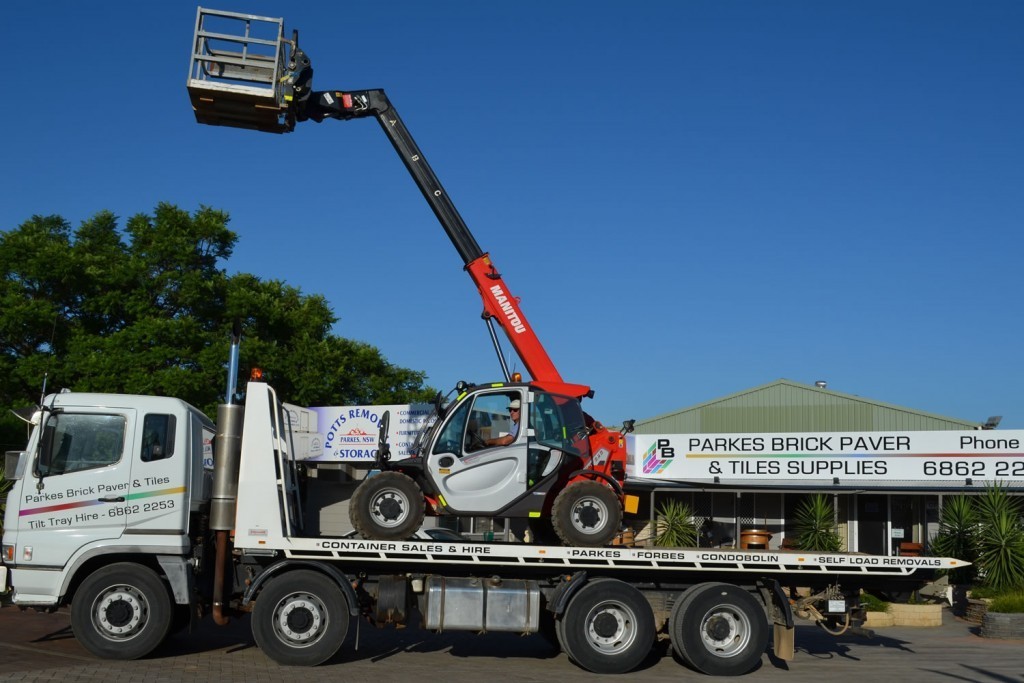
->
xmin=272 ymin=591 xmax=329 ymax=648
xmin=697 ymin=603 xmax=752 ymax=657
xmin=370 ymin=487 xmax=410 ymax=528
xmin=583 ymin=600 xmax=638 ymax=655
xmin=571 ymin=495 xmax=609 ymax=535
xmin=91 ymin=584 xmax=148 ymax=642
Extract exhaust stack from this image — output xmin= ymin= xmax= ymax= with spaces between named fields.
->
xmin=211 ymin=324 xmax=245 ymax=624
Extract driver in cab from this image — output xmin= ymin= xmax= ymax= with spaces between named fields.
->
xmin=485 ymin=399 xmax=521 ymax=447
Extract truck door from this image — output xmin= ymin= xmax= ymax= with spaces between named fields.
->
xmin=427 ymin=390 xmax=529 ymax=513
xmin=125 ymin=411 xmax=190 ymax=535
xmin=16 ymin=408 xmax=136 ymax=567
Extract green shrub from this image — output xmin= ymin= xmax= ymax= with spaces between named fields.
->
xmin=793 ymin=494 xmax=843 ymax=552
xmin=969 ymin=585 xmax=1001 ymax=599
xmin=974 ymin=487 xmax=1024 ymax=592
xmin=860 ymin=592 xmax=890 ymax=612
xmin=654 ymin=499 xmax=698 ymax=548
xmin=930 ymin=494 xmax=979 ymax=585
xmin=987 ymin=592 xmax=1024 ymax=613
xmin=931 ymin=486 xmax=1024 ymax=592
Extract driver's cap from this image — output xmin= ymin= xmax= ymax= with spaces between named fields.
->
xmin=508 ymin=399 xmax=521 ymax=410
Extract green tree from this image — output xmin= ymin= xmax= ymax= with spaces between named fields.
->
xmin=0 ymin=204 xmax=435 ymax=449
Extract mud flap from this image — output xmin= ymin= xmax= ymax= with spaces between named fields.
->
xmin=765 ymin=578 xmax=795 ymax=661
xmin=774 ymin=623 xmax=795 ymax=660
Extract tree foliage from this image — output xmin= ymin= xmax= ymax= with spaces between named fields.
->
xmin=0 ymin=204 xmax=435 ymax=449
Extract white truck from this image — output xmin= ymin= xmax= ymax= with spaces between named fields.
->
xmin=1 ymin=374 xmax=966 ymax=675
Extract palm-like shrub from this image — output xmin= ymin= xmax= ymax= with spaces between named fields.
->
xmin=932 ymin=486 xmax=1024 ymax=592
xmin=930 ymin=494 xmax=979 ymax=585
xmin=654 ymin=499 xmax=698 ymax=548
xmin=975 ymin=487 xmax=1024 ymax=591
xmin=793 ymin=494 xmax=843 ymax=552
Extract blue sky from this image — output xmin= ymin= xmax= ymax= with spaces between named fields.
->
xmin=3 ymin=1 xmax=1022 ymax=428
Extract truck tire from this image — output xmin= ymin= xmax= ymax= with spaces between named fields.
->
xmin=252 ymin=570 xmax=349 ymax=666
xmin=559 ymin=578 xmax=655 ymax=674
xmin=552 ymin=480 xmax=621 ymax=547
xmin=670 ymin=582 xmax=768 ymax=676
xmin=70 ymin=562 xmax=172 ymax=660
xmin=349 ymin=471 xmax=425 ymax=541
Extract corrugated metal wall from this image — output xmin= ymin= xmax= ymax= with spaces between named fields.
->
xmin=636 ymin=380 xmax=979 ymax=434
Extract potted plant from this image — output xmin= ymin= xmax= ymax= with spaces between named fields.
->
xmin=980 ymin=591 xmax=1024 ymax=639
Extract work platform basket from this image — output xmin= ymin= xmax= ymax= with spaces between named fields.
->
xmin=187 ymin=7 xmax=295 ymax=133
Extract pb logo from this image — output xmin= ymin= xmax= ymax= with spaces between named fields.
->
xmin=643 ymin=439 xmax=674 ymax=475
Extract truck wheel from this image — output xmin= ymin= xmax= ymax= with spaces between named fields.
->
xmin=349 ymin=471 xmax=425 ymax=541
xmin=252 ymin=570 xmax=349 ymax=666
xmin=70 ymin=563 xmax=172 ymax=660
xmin=560 ymin=578 xmax=655 ymax=674
xmin=670 ymin=582 xmax=768 ymax=676
xmin=552 ymin=481 xmax=621 ymax=547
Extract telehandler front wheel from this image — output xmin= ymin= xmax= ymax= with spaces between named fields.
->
xmin=552 ymin=480 xmax=621 ymax=547
xmin=349 ymin=471 xmax=425 ymax=540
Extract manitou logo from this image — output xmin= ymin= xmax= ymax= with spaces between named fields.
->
xmin=489 ymin=285 xmax=527 ymax=334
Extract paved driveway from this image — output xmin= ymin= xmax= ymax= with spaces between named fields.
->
xmin=0 ymin=605 xmax=1021 ymax=682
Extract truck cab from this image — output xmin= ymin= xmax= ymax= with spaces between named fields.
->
xmin=2 ymin=393 xmax=214 ymax=605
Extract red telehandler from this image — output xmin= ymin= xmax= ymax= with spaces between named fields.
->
xmin=188 ymin=8 xmax=638 ymax=546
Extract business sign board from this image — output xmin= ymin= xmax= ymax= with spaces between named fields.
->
xmin=626 ymin=430 xmax=1024 ymax=489
xmin=304 ymin=404 xmax=433 ymax=462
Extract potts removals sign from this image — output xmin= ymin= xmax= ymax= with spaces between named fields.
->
xmin=626 ymin=430 xmax=1024 ymax=489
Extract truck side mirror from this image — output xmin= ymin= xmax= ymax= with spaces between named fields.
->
xmin=3 ymin=451 xmax=25 ymax=481
xmin=35 ymin=422 xmax=54 ymax=478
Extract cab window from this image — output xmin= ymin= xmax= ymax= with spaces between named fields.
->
xmin=141 ymin=414 xmax=176 ymax=462
xmin=531 ymin=393 xmax=591 ymax=458
xmin=37 ymin=413 xmax=126 ymax=476
xmin=466 ymin=392 xmax=521 ymax=451
xmin=432 ymin=400 xmax=470 ymax=455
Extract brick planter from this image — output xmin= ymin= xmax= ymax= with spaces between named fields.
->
xmin=964 ymin=599 xmax=990 ymax=624
xmin=862 ymin=611 xmax=895 ymax=628
xmin=888 ymin=603 xmax=943 ymax=627
xmin=980 ymin=612 xmax=1024 ymax=639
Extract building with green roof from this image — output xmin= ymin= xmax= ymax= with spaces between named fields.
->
xmin=628 ymin=379 xmax=1006 ymax=557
